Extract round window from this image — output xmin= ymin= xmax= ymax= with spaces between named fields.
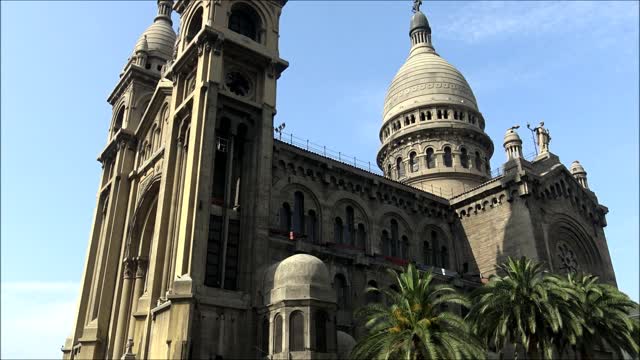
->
xmin=225 ymin=71 xmax=251 ymax=97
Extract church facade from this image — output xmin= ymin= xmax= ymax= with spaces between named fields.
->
xmin=62 ymin=1 xmax=616 ymax=359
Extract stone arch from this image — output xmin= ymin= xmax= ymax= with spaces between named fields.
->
xmin=420 ymin=224 xmax=452 ymax=269
xmin=547 ymin=215 xmax=604 ymax=275
xmin=183 ymin=5 xmax=204 ymax=45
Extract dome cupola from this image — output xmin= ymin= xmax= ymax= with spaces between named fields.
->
xmin=570 ymin=161 xmax=589 ymax=189
xmin=377 ymin=2 xmax=494 ymax=197
xmin=503 ymin=126 xmax=523 ymax=160
xmin=127 ymin=1 xmax=176 ymax=74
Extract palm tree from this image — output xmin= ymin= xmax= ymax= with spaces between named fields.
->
xmin=350 ymin=263 xmax=484 ymax=359
xmin=564 ymin=272 xmax=639 ymax=359
xmin=467 ymin=257 xmax=582 ymax=359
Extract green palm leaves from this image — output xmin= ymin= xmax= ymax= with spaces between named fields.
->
xmin=350 ymin=264 xmax=484 ymax=360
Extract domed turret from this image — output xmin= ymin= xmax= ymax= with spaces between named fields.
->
xmin=128 ymin=1 xmax=176 ymax=73
xmin=570 ymin=161 xmax=589 ymax=189
xmin=377 ymin=4 xmax=494 ymax=197
xmin=503 ymin=126 xmax=523 ymax=160
xmin=270 ymin=254 xmax=334 ymax=304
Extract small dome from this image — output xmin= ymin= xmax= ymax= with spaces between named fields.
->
xmin=135 ymin=19 xmax=176 ymax=60
xmin=503 ymin=128 xmax=522 ymax=146
xmin=273 ymin=254 xmax=331 ymax=289
xmin=337 ymin=331 xmax=356 ymax=359
xmin=570 ymin=161 xmax=586 ymax=174
xmin=135 ymin=35 xmax=149 ymax=53
xmin=410 ymin=11 xmax=430 ymax=34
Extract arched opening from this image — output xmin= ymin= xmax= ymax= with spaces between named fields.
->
xmin=401 ymin=235 xmax=409 ymax=259
xmin=427 ymin=111 xmax=432 ymax=120
xmin=409 ymin=151 xmax=418 ymax=172
xmin=396 ymin=157 xmax=404 ymax=178
xmin=113 ymin=106 xmax=125 ymax=134
xmin=356 ymin=223 xmax=366 ymax=250
xmin=315 ymin=311 xmax=328 ymax=352
xmin=289 ymin=311 xmax=305 ymax=351
xmin=212 ymin=118 xmax=231 ymax=204
xmin=274 ymin=314 xmax=283 ymax=353
xmin=426 ymin=148 xmax=435 ymax=169
xmin=423 ymin=241 xmax=432 ymax=265
xmin=345 ymin=206 xmax=355 ymax=246
xmin=334 ymin=217 xmax=343 ymax=244
xmin=443 ymin=147 xmax=453 ymax=167
xmin=293 ymin=191 xmax=305 ymax=234
xmin=381 ymin=230 xmax=390 ymax=256
xmin=279 ymin=203 xmax=291 ymax=231
xmin=460 ymin=147 xmax=469 ymax=169
xmin=475 ymin=151 xmax=481 ymax=170
xmin=390 ymin=219 xmax=399 ymax=257
xmin=185 ymin=7 xmax=203 ymax=44
xmin=334 ymin=274 xmax=348 ymax=310
xmin=229 ymin=4 xmax=260 ymax=41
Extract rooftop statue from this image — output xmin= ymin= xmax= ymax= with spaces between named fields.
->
xmin=413 ymin=0 xmax=422 ymax=13
xmin=528 ymin=121 xmax=551 ymax=154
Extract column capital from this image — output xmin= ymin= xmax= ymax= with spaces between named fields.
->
xmin=123 ymin=258 xmax=136 ymax=279
xmin=135 ymin=257 xmax=148 ymax=279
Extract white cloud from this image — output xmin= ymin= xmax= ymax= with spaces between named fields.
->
xmin=439 ymin=1 xmax=638 ymax=43
xmin=1 ymin=282 xmax=79 ymax=359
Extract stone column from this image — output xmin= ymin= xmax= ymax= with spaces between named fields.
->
xmin=126 ymin=257 xmax=148 ymax=348
xmin=112 ymin=258 xmax=136 ymax=358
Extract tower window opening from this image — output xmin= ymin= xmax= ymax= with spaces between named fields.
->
xmin=387 ymin=164 xmax=393 ymax=179
xmin=396 ymin=157 xmax=405 ymax=178
xmin=289 ymin=311 xmax=304 ymax=351
xmin=315 ymin=311 xmax=328 ymax=352
xmin=453 ymin=111 xmax=459 ymax=120
xmin=229 ymin=4 xmax=260 ymax=41
xmin=274 ymin=314 xmax=283 ymax=353
xmin=437 ymin=110 xmax=442 ymax=119
xmin=420 ymin=112 xmax=426 ymax=121
xmin=409 ymin=151 xmax=418 ymax=172
xmin=212 ymin=119 xmax=230 ymax=203
xmin=410 ymin=114 xmax=416 ymax=124
xmin=427 ymin=111 xmax=432 ymax=120
xmin=404 ymin=117 xmax=410 ymax=126
xmin=485 ymin=157 xmax=490 ymax=174
xmin=443 ymin=147 xmax=453 ymax=167
xmin=460 ymin=112 xmax=465 ymax=121
xmin=426 ymin=148 xmax=435 ymax=169
xmin=443 ymin=110 xmax=449 ymax=119
xmin=460 ymin=148 xmax=469 ymax=169
xmin=113 ymin=107 xmax=125 ymax=135
xmin=185 ymin=7 xmax=203 ymax=44
xmin=475 ymin=151 xmax=481 ymax=170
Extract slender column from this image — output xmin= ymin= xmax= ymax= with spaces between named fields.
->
xmin=125 ymin=257 xmax=147 ymax=351
xmin=161 ymin=137 xmax=184 ymax=299
xmin=169 ymin=139 xmax=188 ymax=290
xmin=112 ymin=258 xmax=135 ymax=358
xmin=219 ymin=135 xmax=235 ymax=288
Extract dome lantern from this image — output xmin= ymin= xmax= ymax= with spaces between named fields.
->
xmin=503 ymin=126 xmax=523 ymax=161
xmin=570 ymin=161 xmax=589 ymax=189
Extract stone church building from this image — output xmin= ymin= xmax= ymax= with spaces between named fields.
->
xmin=62 ymin=1 xmax=616 ymax=359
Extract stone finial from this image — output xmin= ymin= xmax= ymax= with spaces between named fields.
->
xmin=412 ymin=0 xmax=423 ymax=13
xmin=570 ymin=160 xmax=589 ymax=189
xmin=503 ymin=126 xmax=523 ymax=160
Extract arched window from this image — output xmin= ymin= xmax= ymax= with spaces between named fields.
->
xmin=356 ymin=223 xmax=366 ymax=250
xmin=274 ymin=314 xmax=283 ymax=353
xmin=401 ymin=235 xmax=409 ymax=259
xmin=390 ymin=219 xmax=399 ymax=257
xmin=396 ymin=157 xmax=405 ymax=178
xmin=426 ymin=148 xmax=435 ymax=169
xmin=186 ymin=7 xmax=203 ymax=43
xmin=381 ymin=230 xmax=390 ymax=256
xmin=315 ymin=311 xmax=328 ymax=352
xmin=261 ymin=317 xmax=269 ymax=356
xmin=409 ymin=152 xmax=418 ymax=172
xmin=460 ymin=148 xmax=469 ymax=168
xmin=443 ymin=147 xmax=453 ymax=167
xmin=423 ymin=241 xmax=432 ymax=265
xmin=289 ymin=311 xmax=304 ymax=351
xmin=279 ymin=203 xmax=291 ymax=231
xmin=113 ymin=107 xmax=125 ymax=134
xmin=437 ymin=110 xmax=442 ymax=119
xmin=334 ymin=217 xmax=343 ymax=244
xmin=475 ymin=151 xmax=481 ymax=170
xmin=229 ymin=4 xmax=259 ymax=41
xmin=345 ymin=206 xmax=355 ymax=246
xmin=420 ymin=112 xmax=426 ymax=121
xmin=460 ymin=112 xmax=465 ymax=121
xmin=366 ymin=280 xmax=380 ymax=303
xmin=430 ymin=230 xmax=440 ymax=266
xmin=334 ymin=274 xmax=348 ymax=310
xmin=293 ymin=191 xmax=304 ymax=234
xmin=441 ymin=246 xmax=449 ymax=269
xmin=443 ymin=110 xmax=449 ymax=119
xmin=427 ymin=111 xmax=432 ymax=120
xmin=404 ymin=117 xmax=410 ymax=126
xmin=307 ymin=210 xmax=317 ymax=243
xmin=453 ymin=111 xmax=459 ymax=120
xmin=485 ymin=157 xmax=491 ymax=174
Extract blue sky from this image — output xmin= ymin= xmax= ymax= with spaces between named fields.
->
xmin=1 ymin=1 xmax=638 ymax=358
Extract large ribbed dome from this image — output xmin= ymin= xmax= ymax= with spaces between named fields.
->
xmin=135 ymin=17 xmax=176 ymax=60
xmin=382 ymin=47 xmax=478 ymax=123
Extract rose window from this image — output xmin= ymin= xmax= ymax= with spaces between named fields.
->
xmin=225 ymin=71 xmax=251 ymax=97
xmin=557 ymin=242 xmax=579 ymax=273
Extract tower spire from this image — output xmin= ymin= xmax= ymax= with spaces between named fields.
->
xmin=155 ymin=0 xmax=173 ymax=25
xmin=409 ymin=0 xmax=433 ymax=49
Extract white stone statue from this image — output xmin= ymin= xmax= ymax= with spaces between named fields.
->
xmin=529 ymin=121 xmax=551 ymax=154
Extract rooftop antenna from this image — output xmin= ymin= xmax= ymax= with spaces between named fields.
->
xmin=526 ymin=122 xmax=538 ymax=155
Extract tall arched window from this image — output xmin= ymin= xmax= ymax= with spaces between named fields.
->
xmin=334 ymin=217 xmax=344 ymax=244
xmin=443 ymin=147 xmax=453 ymax=167
xmin=409 ymin=152 xmax=418 ymax=172
xmin=307 ymin=210 xmax=317 ymax=243
xmin=229 ymin=4 xmax=259 ymax=41
xmin=315 ymin=311 xmax=328 ymax=352
xmin=279 ymin=203 xmax=291 ymax=231
xmin=274 ymin=314 xmax=283 ymax=353
xmin=113 ymin=107 xmax=125 ymax=134
xmin=381 ymin=230 xmax=390 ymax=256
xmin=426 ymin=148 xmax=435 ymax=169
xmin=185 ymin=7 xmax=203 ymax=43
xmin=293 ymin=191 xmax=305 ymax=234
xmin=356 ymin=223 xmax=366 ymax=250
xmin=460 ymin=147 xmax=469 ymax=169
xmin=289 ymin=311 xmax=304 ymax=351
xmin=475 ymin=151 xmax=482 ymax=170
xmin=345 ymin=206 xmax=355 ymax=246
xmin=334 ymin=274 xmax=348 ymax=310
xmin=396 ymin=157 xmax=405 ymax=178
xmin=427 ymin=111 xmax=432 ymax=120
xmin=390 ymin=220 xmax=399 ymax=257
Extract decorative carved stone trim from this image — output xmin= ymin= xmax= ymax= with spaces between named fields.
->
xmin=135 ymin=258 xmax=148 ymax=279
xmin=123 ymin=258 xmax=136 ymax=279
